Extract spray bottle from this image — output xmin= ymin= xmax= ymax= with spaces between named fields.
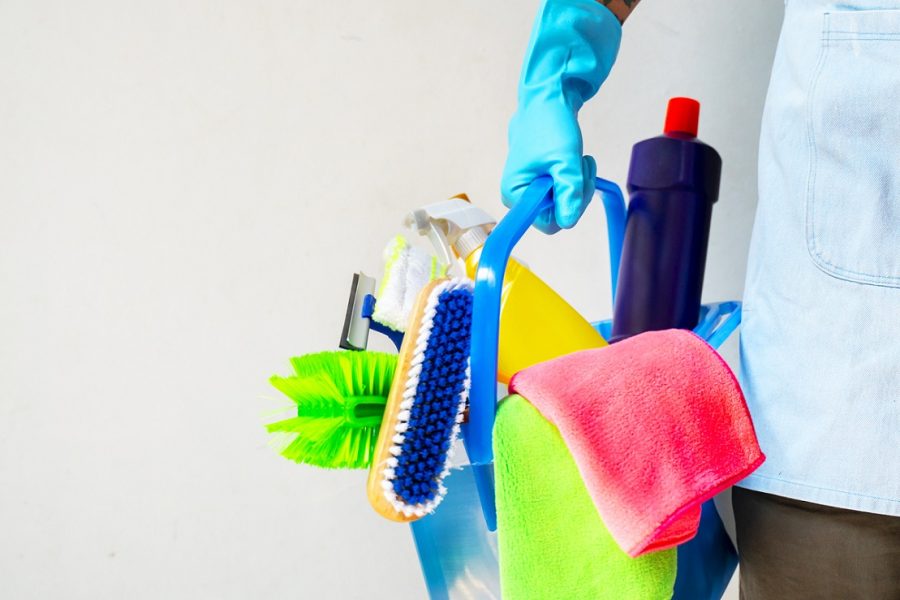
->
xmin=407 ymin=196 xmax=607 ymax=383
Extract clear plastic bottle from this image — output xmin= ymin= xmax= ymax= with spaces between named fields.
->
xmin=407 ymin=197 xmax=606 ymax=383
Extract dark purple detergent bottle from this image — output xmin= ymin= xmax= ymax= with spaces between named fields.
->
xmin=610 ymin=97 xmax=722 ymax=342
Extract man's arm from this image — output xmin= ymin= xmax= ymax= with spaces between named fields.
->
xmin=599 ymin=0 xmax=640 ymax=23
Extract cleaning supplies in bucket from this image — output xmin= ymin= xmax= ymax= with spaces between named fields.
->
xmin=407 ymin=196 xmax=607 ymax=383
xmin=507 ymin=329 xmax=764 ymax=557
xmin=367 ymin=278 xmax=473 ymax=521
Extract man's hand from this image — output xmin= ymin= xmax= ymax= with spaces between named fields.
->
xmin=501 ymin=0 xmax=623 ymax=233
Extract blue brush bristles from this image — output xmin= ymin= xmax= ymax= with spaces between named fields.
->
xmin=381 ymin=278 xmax=472 ymax=517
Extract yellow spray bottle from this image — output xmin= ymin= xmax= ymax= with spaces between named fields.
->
xmin=406 ymin=196 xmax=607 ymax=384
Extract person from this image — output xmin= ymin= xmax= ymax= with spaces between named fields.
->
xmin=501 ymin=1 xmax=900 ymax=598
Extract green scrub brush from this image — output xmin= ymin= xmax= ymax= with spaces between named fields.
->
xmin=267 ymin=350 xmax=397 ymax=469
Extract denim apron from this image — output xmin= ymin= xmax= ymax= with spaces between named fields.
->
xmin=739 ymin=0 xmax=900 ymax=516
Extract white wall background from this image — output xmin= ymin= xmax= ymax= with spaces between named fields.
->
xmin=0 ymin=1 xmax=783 ymax=598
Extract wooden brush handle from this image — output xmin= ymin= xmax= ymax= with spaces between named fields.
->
xmin=366 ymin=278 xmax=449 ymax=523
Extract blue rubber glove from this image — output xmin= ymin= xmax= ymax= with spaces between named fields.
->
xmin=502 ymin=0 xmax=622 ymax=233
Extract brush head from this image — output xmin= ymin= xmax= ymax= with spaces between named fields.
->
xmin=367 ymin=278 xmax=473 ymax=521
xmin=267 ymin=351 xmax=397 ymax=469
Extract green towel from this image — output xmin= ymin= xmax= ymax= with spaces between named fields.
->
xmin=494 ymin=395 xmax=676 ymax=600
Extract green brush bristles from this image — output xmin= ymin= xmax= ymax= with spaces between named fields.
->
xmin=267 ymin=351 xmax=396 ymax=469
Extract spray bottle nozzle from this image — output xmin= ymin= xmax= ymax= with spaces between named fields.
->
xmin=404 ymin=198 xmax=496 ymax=266
xmin=407 ymin=208 xmax=456 ymax=266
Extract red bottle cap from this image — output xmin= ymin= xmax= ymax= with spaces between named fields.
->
xmin=664 ymin=97 xmax=700 ymax=137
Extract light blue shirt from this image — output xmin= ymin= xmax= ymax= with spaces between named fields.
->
xmin=739 ymin=0 xmax=900 ymax=516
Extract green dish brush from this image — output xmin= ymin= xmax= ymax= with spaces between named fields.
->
xmin=267 ymin=350 xmax=396 ymax=469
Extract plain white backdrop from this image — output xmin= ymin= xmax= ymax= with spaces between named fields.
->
xmin=0 ymin=1 xmax=783 ymax=598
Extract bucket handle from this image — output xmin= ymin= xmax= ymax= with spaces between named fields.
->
xmin=462 ymin=175 xmax=627 ymax=530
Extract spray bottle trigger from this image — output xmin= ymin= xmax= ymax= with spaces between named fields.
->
xmin=405 ymin=199 xmax=496 ymax=268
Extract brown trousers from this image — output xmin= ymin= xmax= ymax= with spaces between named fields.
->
xmin=733 ymin=487 xmax=900 ymax=600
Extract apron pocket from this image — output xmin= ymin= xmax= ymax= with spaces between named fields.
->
xmin=806 ymin=10 xmax=900 ymax=288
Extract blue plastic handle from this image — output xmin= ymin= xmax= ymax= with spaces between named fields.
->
xmin=697 ymin=301 xmax=742 ymax=350
xmin=463 ymin=175 xmax=627 ymax=530
xmin=595 ymin=178 xmax=628 ymax=306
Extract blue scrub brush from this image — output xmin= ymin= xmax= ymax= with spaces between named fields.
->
xmin=366 ymin=277 xmax=473 ymax=522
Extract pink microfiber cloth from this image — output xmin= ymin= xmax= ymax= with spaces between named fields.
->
xmin=508 ymin=328 xmax=764 ymax=557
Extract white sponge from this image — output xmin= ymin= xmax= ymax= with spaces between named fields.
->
xmin=372 ymin=235 xmax=445 ymax=332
